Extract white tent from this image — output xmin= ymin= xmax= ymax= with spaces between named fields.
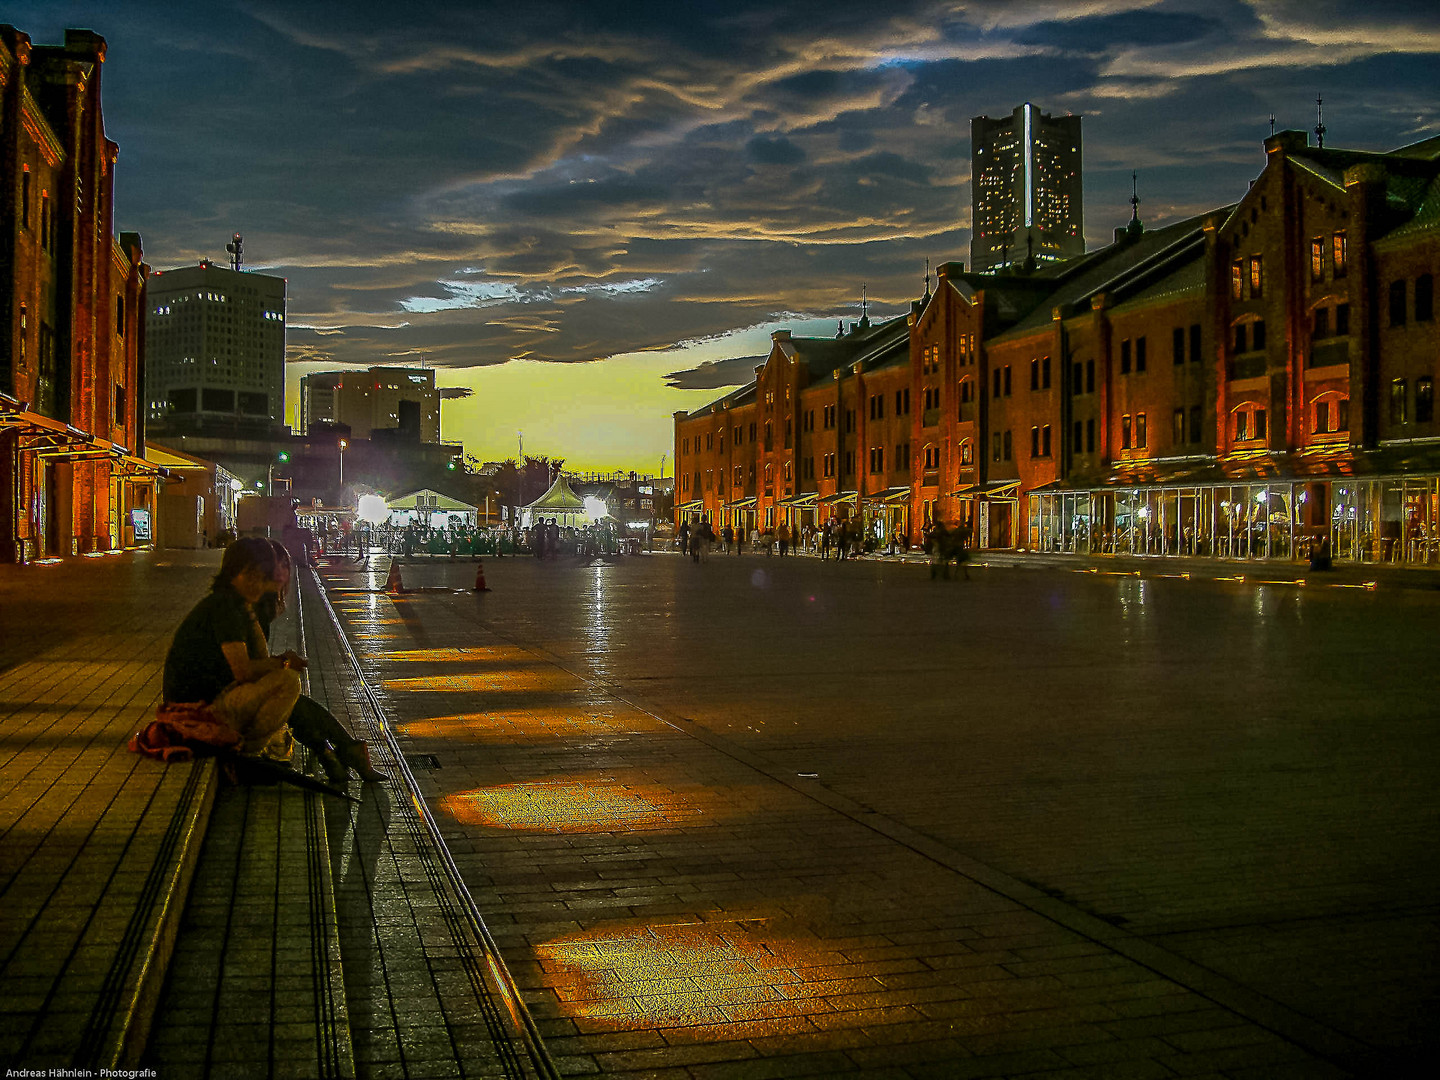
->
xmin=520 ymin=475 xmax=588 ymax=528
xmin=386 ymin=488 xmax=478 ymax=528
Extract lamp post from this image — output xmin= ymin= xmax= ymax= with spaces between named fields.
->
xmin=269 ymin=450 xmax=290 ymax=496
xmin=338 ymin=438 xmax=347 ymax=491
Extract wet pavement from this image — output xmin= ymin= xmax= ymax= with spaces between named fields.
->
xmin=319 ymin=552 xmax=1440 ymax=1078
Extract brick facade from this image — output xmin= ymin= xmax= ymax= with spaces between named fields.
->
xmin=1 ymin=26 xmax=154 ymax=562
xmin=676 ymin=129 xmax=1440 ymax=559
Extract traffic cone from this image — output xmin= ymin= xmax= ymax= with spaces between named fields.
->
xmin=384 ymin=559 xmax=406 ymax=595
xmin=473 ymin=559 xmax=491 ymax=592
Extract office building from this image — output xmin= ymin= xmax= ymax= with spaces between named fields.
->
xmin=971 ymin=102 xmax=1084 ymax=272
xmin=300 ymin=365 xmax=440 ymax=443
xmin=145 ymin=261 xmax=286 ymax=433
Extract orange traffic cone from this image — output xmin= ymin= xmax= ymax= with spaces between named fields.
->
xmin=384 ymin=559 xmax=406 ymax=595
xmin=474 ymin=559 xmax=490 ymax=592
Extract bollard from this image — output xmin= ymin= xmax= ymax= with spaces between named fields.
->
xmin=474 ymin=559 xmax=491 ymax=592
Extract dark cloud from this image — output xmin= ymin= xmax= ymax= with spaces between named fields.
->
xmin=8 ymin=0 xmax=1439 ymax=379
xmin=664 ymin=355 xmax=769 ymax=390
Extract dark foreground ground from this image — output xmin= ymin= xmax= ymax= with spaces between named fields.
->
xmin=318 ymin=552 xmax=1439 ymax=1078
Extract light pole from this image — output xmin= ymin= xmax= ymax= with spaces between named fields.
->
xmin=269 ymin=450 xmax=290 ymax=496
xmin=338 ymin=438 xmax=347 ymax=492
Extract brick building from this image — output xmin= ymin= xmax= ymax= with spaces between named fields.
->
xmin=1 ymin=26 xmax=158 ymax=562
xmin=675 ymin=129 xmax=1440 ymax=564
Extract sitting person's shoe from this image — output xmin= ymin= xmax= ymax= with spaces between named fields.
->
xmin=339 ymin=740 xmax=389 ymax=783
xmin=316 ymin=746 xmax=348 ymax=784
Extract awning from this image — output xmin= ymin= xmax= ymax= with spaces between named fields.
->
xmin=863 ymin=486 xmax=911 ymax=504
xmin=780 ymin=492 xmax=819 ymax=507
xmin=818 ymin=490 xmax=858 ymax=505
xmin=1 ymin=393 xmax=167 ymax=478
xmin=724 ymin=496 xmax=757 ymax=509
xmin=675 ymin=499 xmax=704 ymax=511
xmin=952 ymin=480 xmax=1021 ymax=498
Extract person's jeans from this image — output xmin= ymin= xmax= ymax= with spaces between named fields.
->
xmin=212 ymin=669 xmax=301 ymax=759
xmin=287 ymin=693 xmax=360 ymax=754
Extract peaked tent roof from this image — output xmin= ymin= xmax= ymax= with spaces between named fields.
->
xmin=387 ymin=488 xmax=478 ymax=511
xmin=523 ymin=474 xmax=586 ymax=511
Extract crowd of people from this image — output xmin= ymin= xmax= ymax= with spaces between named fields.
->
xmin=675 ymin=516 xmax=974 ymax=572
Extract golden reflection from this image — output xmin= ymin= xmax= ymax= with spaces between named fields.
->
xmin=535 ymin=922 xmax=846 ymax=1026
xmin=400 ymin=709 xmax=626 ymax=742
xmin=440 ymin=778 xmax=717 ymax=833
xmin=380 ymin=648 xmax=538 ymax=665
xmin=384 ymin=669 xmax=574 ymax=693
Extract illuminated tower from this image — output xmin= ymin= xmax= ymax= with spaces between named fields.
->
xmin=970 ymin=102 xmax=1084 ymax=272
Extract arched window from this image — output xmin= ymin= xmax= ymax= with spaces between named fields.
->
xmin=960 ymin=439 xmax=973 ymax=466
xmin=1231 ymin=403 xmax=1267 ymax=442
xmin=1310 ymin=392 xmax=1350 ymax=435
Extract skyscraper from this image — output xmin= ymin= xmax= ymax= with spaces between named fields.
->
xmin=300 ymin=366 xmax=441 ymax=443
xmin=970 ymin=102 xmax=1084 ymax=273
xmin=145 ymin=261 xmax=287 ymax=433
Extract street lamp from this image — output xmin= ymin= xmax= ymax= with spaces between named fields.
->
xmin=269 ymin=450 xmax=290 ymax=496
xmin=338 ymin=439 xmax=348 ymax=491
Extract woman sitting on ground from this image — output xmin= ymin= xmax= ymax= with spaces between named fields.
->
xmin=254 ymin=539 xmax=387 ymax=783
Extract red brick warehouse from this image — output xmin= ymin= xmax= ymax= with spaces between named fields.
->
xmin=674 ymin=126 xmax=1440 ymax=563
xmin=1 ymin=25 xmax=159 ymax=563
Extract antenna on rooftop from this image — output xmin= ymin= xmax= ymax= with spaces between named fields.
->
xmin=1269 ymin=113 xmax=1276 ymax=137
xmin=1315 ymin=95 xmax=1326 ymax=149
xmin=862 ymin=282 xmax=868 ymax=319
xmin=225 ymin=233 xmax=243 ymax=272
xmin=1130 ymin=171 xmax=1141 ymax=223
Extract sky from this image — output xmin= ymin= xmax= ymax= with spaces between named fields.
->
xmin=12 ymin=1 xmax=1440 ymax=472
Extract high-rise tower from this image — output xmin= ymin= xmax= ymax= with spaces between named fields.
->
xmin=970 ymin=102 xmax=1084 ymax=273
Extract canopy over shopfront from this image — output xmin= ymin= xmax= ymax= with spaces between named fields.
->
xmin=521 ymin=474 xmax=588 ymax=527
xmin=2 ymin=393 xmax=167 ymax=557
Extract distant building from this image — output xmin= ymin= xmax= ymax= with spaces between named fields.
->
xmin=971 ymin=102 xmax=1084 ymax=272
xmin=1 ymin=26 xmax=161 ymax=562
xmin=300 ymin=365 xmax=440 ymax=443
xmin=145 ymin=261 xmax=287 ymax=433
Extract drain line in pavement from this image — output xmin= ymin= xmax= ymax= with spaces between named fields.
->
xmin=312 ymin=569 xmax=560 ymax=1080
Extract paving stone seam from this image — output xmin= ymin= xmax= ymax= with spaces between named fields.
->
xmin=293 ymin=579 xmax=358 ymax=1080
xmin=442 ymin=601 xmax=1376 ymax=1075
xmin=308 ymin=566 xmax=560 ymax=1080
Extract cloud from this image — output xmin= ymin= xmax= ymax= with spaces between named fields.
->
xmin=664 ymin=355 xmax=767 ymax=390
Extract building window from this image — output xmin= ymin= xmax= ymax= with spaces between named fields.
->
xmin=1252 ymin=320 xmax=1266 ymax=351
xmin=1086 ymin=418 xmax=1095 ymax=452
xmin=1173 ymin=408 xmax=1185 ymax=445
xmin=1311 ymin=237 xmax=1325 ymax=281
xmin=1234 ymin=324 xmax=1247 ymax=353
xmin=1250 ymin=257 xmax=1263 ymax=298
xmin=734 ymin=466 xmax=743 ymax=486
xmin=1190 ymin=324 xmax=1201 ymax=363
xmin=1042 ymin=355 xmax=1051 ymax=389
xmin=749 ymin=422 xmax=756 ymax=441
xmin=924 ymin=444 xmax=940 ymax=470
xmin=115 ymin=384 xmax=126 ymax=423
xmin=868 ymin=447 xmax=884 ymax=473
xmin=1120 ymin=339 xmax=1131 ymax=374
xmin=682 ymin=438 xmax=689 ymax=454
xmin=1235 ymin=411 xmax=1247 ymax=441
xmin=1315 ymin=399 xmax=1330 ymax=434
xmin=960 ymin=440 xmax=972 ymax=465
xmin=1417 ymin=274 xmax=1434 ymax=323
xmin=1030 ymin=359 xmax=1039 ymax=390
xmin=896 ymin=442 xmax=910 ymax=469
xmin=1136 ymin=336 xmax=1147 ymax=372
xmin=1030 ymin=426 xmax=1040 ymax=457
xmin=992 ymin=432 xmax=1002 ymax=462
xmin=1419 ymin=378 xmax=1435 ymax=423
xmin=1313 ymin=306 xmax=1330 ymax=339
xmin=992 ymin=369 xmax=1001 ymax=399
xmin=1337 ymin=397 xmax=1350 ymax=431
xmin=960 ymin=379 xmax=972 ymax=404
xmin=1390 ymin=280 xmax=1407 ymax=327
xmin=1190 ymin=406 xmax=1202 ymax=444
xmin=1392 ymin=378 xmax=1409 ymax=424
xmin=1333 ymin=232 xmax=1347 ymax=277
xmin=1231 ymin=261 xmax=1244 ymax=300
xmin=1042 ymin=425 xmax=1051 ymax=456
xmin=844 ymin=450 xmax=854 ymax=475
xmin=1002 ymin=430 xmax=1012 ymax=460
xmin=1072 ymin=361 xmax=1083 ymax=394
xmin=1173 ymin=327 xmax=1185 ymax=365
xmin=764 ymin=422 xmax=773 ymax=450
xmin=845 ymin=409 xmax=855 ymax=433
xmin=1003 ymin=365 xmax=1012 ymax=396
xmin=1121 ymin=414 xmax=1132 ymax=449
xmin=783 ymin=460 xmax=792 ymax=481
xmin=1136 ymin=413 xmax=1147 ymax=448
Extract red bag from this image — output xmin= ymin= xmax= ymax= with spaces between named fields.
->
xmin=130 ymin=702 xmax=244 ymax=763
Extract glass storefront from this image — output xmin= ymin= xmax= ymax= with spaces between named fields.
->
xmin=1030 ymin=476 xmax=1440 ymax=565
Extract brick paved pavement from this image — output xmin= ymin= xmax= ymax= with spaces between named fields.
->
xmin=320 ymin=553 xmax=1430 ymax=1077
